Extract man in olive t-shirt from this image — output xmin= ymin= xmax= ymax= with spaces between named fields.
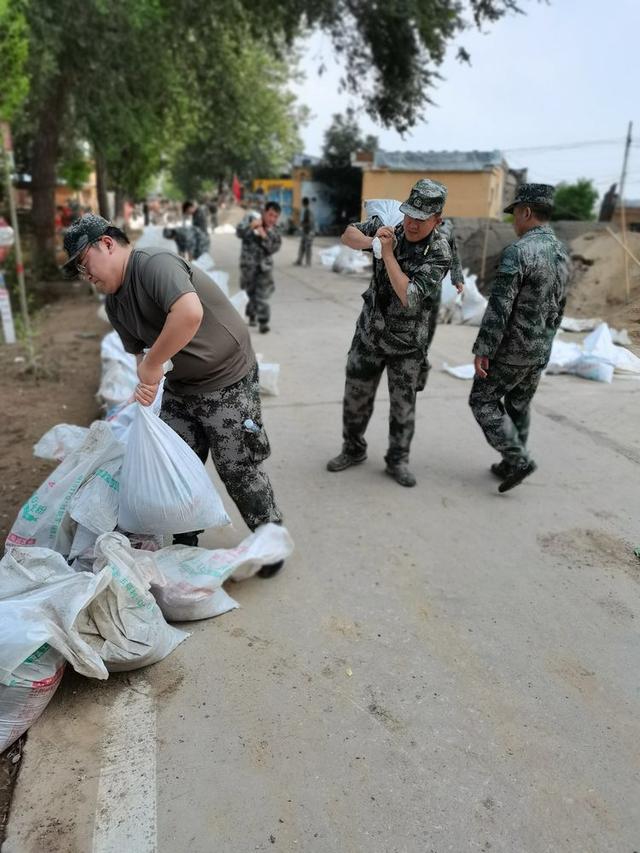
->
xmin=62 ymin=214 xmax=284 ymax=577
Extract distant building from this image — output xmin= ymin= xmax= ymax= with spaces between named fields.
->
xmin=352 ymin=149 xmax=525 ymax=220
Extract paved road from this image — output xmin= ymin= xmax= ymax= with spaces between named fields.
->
xmin=5 ymin=234 xmax=640 ymax=853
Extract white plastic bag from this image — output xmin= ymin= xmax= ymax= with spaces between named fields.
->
xmin=210 ymin=269 xmax=229 ymax=296
xmin=319 ymin=244 xmax=370 ymax=274
xmin=148 ymin=523 xmax=294 ymax=620
xmin=193 ymin=251 xmax=216 ymax=271
xmin=105 ymin=381 xmax=164 ymax=443
xmin=33 ymin=424 xmax=90 ymax=462
xmin=98 ymin=360 xmax=137 ymax=408
xmin=87 ymin=532 xmax=188 ymax=670
xmin=101 ymin=331 xmax=137 ymax=369
xmin=118 ymin=404 xmax=230 ymax=535
xmin=7 ymin=422 xmax=125 ymax=554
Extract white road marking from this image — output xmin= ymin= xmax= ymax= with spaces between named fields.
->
xmin=92 ymin=685 xmax=157 ymax=853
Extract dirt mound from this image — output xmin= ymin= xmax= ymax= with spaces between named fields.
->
xmin=567 ymin=230 xmax=640 ymax=343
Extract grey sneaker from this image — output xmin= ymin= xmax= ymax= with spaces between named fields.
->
xmin=326 ymin=451 xmax=367 ymax=472
xmin=385 ymin=464 xmax=417 ymax=487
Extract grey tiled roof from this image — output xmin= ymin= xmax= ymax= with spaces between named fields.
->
xmin=372 ymin=150 xmax=505 ymax=172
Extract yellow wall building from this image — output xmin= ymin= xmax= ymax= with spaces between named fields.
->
xmin=355 ymin=150 xmax=515 ymax=220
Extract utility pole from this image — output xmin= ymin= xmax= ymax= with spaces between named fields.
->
xmin=618 ymin=121 xmax=632 ymax=302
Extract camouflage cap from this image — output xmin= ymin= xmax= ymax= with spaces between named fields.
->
xmin=503 ymin=183 xmax=555 ymax=214
xmin=399 ymin=178 xmax=447 ymax=221
xmin=62 ymin=213 xmax=111 ymax=275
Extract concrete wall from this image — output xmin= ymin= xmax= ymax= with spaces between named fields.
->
xmin=361 ymin=168 xmax=505 ymax=219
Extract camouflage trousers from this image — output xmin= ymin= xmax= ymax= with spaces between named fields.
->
xmin=416 ymin=284 xmax=442 ymax=391
xmin=296 ymin=234 xmax=313 ymax=266
xmin=160 ymin=363 xmax=282 ymax=533
xmin=341 ymin=325 xmax=423 ymax=466
xmin=469 ymin=361 xmax=544 ymax=467
xmin=241 ymin=268 xmax=275 ymax=326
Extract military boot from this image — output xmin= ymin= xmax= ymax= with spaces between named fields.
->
xmin=498 ymin=460 xmax=537 ymax=493
xmin=490 ymin=459 xmax=514 ymax=479
xmin=385 ymin=463 xmax=417 ymax=488
xmin=326 ymin=451 xmax=367 ymax=472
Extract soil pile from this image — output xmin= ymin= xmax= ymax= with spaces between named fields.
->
xmin=567 ymin=230 xmax=640 ymax=343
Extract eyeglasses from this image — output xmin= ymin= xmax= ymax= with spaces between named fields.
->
xmin=76 ymin=241 xmax=98 ymax=279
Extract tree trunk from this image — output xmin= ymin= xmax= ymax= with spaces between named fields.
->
xmin=30 ymin=78 xmax=67 ymax=278
xmin=94 ymin=147 xmax=110 ymax=219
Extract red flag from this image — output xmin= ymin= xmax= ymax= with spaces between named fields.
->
xmin=232 ymin=174 xmax=242 ymax=203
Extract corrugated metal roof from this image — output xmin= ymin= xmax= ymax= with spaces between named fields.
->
xmin=372 ymin=150 xmax=505 ymax=172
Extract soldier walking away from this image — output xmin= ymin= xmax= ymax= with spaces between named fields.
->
xmin=327 ymin=179 xmax=453 ymax=488
xmin=62 ymin=214 xmax=285 ymax=578
xmin=469 ymin=184 xmax=570 ymax=493
xmin=295 ymin=197 xmax=315 ymax=267
xmin=236 ymin=201 xmax=282 ymax=334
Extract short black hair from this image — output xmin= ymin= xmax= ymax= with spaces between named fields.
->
xmin=105 ymin=225 xmax=130 ymax=245
xmin=302 ymin=197 xmax=309 ymax=205
xmin=265 ymin=201 xmax=281 ymax=213
xmin=182 ymin=200 xmax=195 ymax=214
xmin=528 ymin=203 xmax=552 ymax=222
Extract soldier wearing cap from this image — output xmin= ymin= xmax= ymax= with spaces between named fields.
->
xmin=62 ymin=214 xmax=286 ymax=578
xmin=327 ymin=178 xmax=453 ymax=487
xmin=469 ymin=183 xmax=570 ymax=492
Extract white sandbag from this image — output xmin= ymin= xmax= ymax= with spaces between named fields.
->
xmin=33 ymin=424 xmax=90 ymax=462
xmin=258 ymin=362 xmax=280 ymax=396
xmin=148 ymin=523 xmax=294 ymax=620
xmin=213 ymin=223 xmax=236 ymax=235
xmin=610 ymin=327 xmax=631 ymax=346
xmin=210 ymin=269 xmax=229 ymax=296
xmin=6 ymin=422 xmax=125 ymax=554
xmin=230 ymin=289 xmax=249 ymax=316
xmin=583 ymin=323 xmax=640 ymax=375
xmin=319 ymin=244 xmax=370 ymax=274
xmin=101 ymin=331 xmax=137 ymax=369
xmin=98 ymin=359 xmax=137 ymax=408
xmin=118 ymin=404 xmax=230 ymax=535
xmin=0 ymin=547 xmax=111 ymax=682
xmin=87 ymin=532 xmax=188 ymax=670
xmin=459 ymin=275 xmax=487 ymax=325
xmin=546 ymin=338 xmax=584 ymax=373
xmin=0 ymin=646 xmax=65 ymax=752
xmin=560 ymin=316 xmax=602 ymax=333
xmin=364 ymin=199 xmax=403 ymax=228
xmin=70 ymin=457 xmax=122 ymax=535
xmin=193 ymin=251 xmax=216 ymax=271
xmin=97 ymin=303 xmax=109 ymax=324
xmin=68 ymin=524 xmax=99 ymax=564
xmin=442 ymin=362 xmax=475 ymax=380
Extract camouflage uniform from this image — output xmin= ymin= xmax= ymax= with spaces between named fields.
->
xmin=160 ymin=363 xmax=282 ymax=531
xmin=469 ymin=184 xmax=570 ymax=470
xmin=339 ymin=181 xmax=452 ymax=468
xmin=236 ymin=215 xmax=282 ymax=327
xmin=163 ymin=225 xmax=209 ymax=260
xmin=296 ymin=205 xmax=315 ymax=266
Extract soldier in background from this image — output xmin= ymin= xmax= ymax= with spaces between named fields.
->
xmin=327 ymin=179 xmax=453 ymax=488
xmin=236 ymin=201 xmax=282 ymax=334
xmin=295 ymin=196 xmax=315 ymax=267
xmin=469 ymin=183 xmax=570 ymax=493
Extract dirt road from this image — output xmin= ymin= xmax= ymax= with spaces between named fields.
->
xmin=3 ymin=234 xmax=640 ymax=853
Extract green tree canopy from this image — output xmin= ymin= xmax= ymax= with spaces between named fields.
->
xmin=321 ymin=108 xmax=378 ymax=168
xmin=0 ymin=0 xmax=29 ymax=123
xmin=552 ymin=179 xmax=598 ymax=221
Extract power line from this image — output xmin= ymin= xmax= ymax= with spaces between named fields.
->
xmin=503 ymin=138 xmax=635 ymax=154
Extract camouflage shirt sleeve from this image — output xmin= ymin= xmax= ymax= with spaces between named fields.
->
xmin=405 ymin=239 xmax=452 ymax=311
xmin=472 ymin=244 xmax=521 ymax=358
xmin=352 ymin=218 xmax=380 ymax=238
xmin=262 ymin=228 xmax=282 ymax=255
xmin=449 ymin=231 xmax=464 ymax=287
